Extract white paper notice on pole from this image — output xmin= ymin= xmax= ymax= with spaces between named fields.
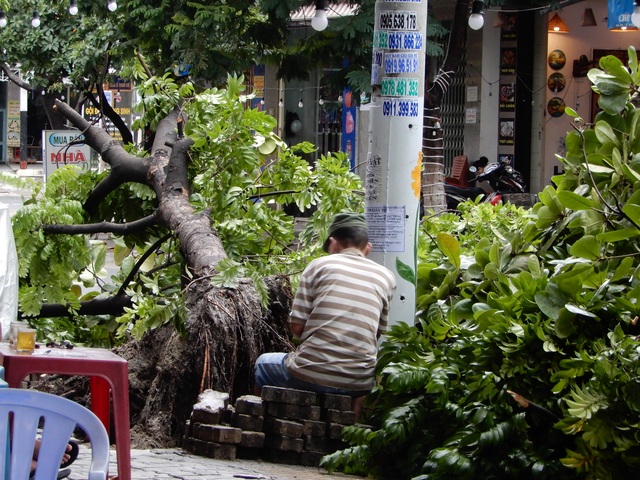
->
xmin=366 ymin=205 xmax=406 ymax=253
xmin=365 ymin=154 xmax=383 ymax=201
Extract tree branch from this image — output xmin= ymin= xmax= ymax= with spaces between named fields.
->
xmin=42 ymin=213 xmax=159 ymax=235
xmin=83 ymin=88 xmax=134 ymax=146
xmin=21 ymin=294 xmax=133 ymax=319
xmin=1 ymin=62 xmax=33 ymax=91
xmin=53 ymin=99 xmax=152 ymax=214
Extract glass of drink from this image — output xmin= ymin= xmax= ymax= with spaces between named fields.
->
xmin=15 ymin=327 xmax=37 ymax=353
xmin=8 ymin=322 xmax=22 ymax=348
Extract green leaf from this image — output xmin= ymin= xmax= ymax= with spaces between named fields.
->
xmin=557 ymin=190 xmax=593 ymax=210
xmin=622 ymin=190 xmax=640 ymax=226
xmin=396 ymin=258 xmax=416 ymax=286
xmin=569 ymin=235 xmax=600 ymax=260
xmin=596 ymin=227 xmax=640 ymax=243
xmin=436 ymin=232 xmax=460 ymax=269
xmin=554 ymin=308 xmax=576 ymax=338
xmin=594 ymin=120 xmax=621 ymax=147
xmin=611 ymin=256 xmax=634 ymax=281
xmin=536 ymin=205 xmax=560 ymax=228
xmin=535 ymin=284 xmax=567 ymax=320
xmin=565 ymin=303 xmax=598 ymax=318
xmin=582 ymin=163 xmax=614 ymax=174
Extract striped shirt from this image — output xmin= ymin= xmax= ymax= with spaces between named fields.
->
xmin=285 ymin=248 xmax=396 ymax=391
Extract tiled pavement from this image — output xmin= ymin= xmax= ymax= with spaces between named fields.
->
xmin=69 ymin=445 xmax=356 ymax=480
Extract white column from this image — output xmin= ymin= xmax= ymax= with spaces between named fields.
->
xmin=365 ymin=0 xmax=427 ymax=326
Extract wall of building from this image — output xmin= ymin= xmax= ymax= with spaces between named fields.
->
xmin=541 ymin=0 xmax=639 ymax=189
xmin=479 ymin=12 xmax=502 ymax=166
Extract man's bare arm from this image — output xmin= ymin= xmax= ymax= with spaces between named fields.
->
xmin=290 ymin=323 xmax=304 ymax=339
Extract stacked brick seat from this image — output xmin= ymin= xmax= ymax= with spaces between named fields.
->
xmin=182 ymin=386 xmax=358 ymax=466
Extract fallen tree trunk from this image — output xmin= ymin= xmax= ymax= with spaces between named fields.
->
xmin=48 ymin=99 xmax=295 ymax=447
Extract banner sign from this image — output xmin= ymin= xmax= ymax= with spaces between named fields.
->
xmin=608 ymin=0 xmax=636 ymax=30
xmin=42 ymin=130 xmax=93 ymax=179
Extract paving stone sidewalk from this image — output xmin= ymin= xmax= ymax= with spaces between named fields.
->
xmin=69 ymin=446 xmax=357 ymax=480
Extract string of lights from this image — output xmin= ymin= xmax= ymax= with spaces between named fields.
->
xmin=0 ymin=0 xmax=118 ymax=28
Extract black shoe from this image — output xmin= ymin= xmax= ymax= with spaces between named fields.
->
xmin=58 ymin=468 xmax=72 ymax=479
xmin=29 ymin=468 xmax=71 ymax=479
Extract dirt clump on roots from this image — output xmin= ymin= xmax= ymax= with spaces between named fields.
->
xmin=30 ymin=275 xmax=293 ymax=449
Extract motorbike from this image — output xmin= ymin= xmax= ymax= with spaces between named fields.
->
xmin=444 ymin=157 xmax=526 ymax=210
xmin=474 ymin=158 xmax=526 ymax=195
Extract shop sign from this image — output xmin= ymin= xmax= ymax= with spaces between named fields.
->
xmin=42 ymin=130 xmax=94 ymax=179
xmin=608 ymin=0 xmax=638 ymax=30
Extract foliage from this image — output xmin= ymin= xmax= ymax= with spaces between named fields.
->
xmin=321 ymin=46 xmax=640 ymax=480
xmin=0 ymin=0 xmax=454 ymax=103
xmin=12 ymin=73 xmax=364 ymax=346
xmin=0 ymin=0 xmax=122 ymax=90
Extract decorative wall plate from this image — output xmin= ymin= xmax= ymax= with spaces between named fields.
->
xmin=547 ymin=72 xmax=566 ymax=93
xmin=548 ymin=50 xmax=566 ymax=70
xmin=547 ymin=97 xmax=566 ymax=117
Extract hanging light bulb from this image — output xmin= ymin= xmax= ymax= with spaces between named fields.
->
xmin=107 ymin=0 xmax=117 ymax=12
xmin=260 ymin=98 xmax=265 ymax=105
xmin=298 ymin=98 xmax=304 ymax=108
xmin=468 ymin=0 xmax=485 ymax=30
xmin=311 ymin=0 xmax=328 ymax=31
xmin=69 ymin=0 xmax=78 ymax=15
xmin=31 ymin=9 xmax=40 ymax=28
xmin=278 ymin=98 xmax=283 ymax=107
xmin=633 ymin=1 xmax=640 ymax=28
xmin=0 ymin=10 xmax=7 ymax=28
xmin=318 ymin=97 xmax=324 ymax=105
xmin=338 ymin=94 xmax=343 ymax=102
xmin=311 ymin=9 xmax=328 ymax=31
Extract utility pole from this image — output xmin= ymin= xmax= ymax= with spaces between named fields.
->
xmin=365 ymin=0 xmax=427 ymax=327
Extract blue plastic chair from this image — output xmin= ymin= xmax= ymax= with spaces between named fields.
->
xmin=0 ymin=389 xmax=110 ymax=480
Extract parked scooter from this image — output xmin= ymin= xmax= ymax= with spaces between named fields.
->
xmin=444 ymin=157 xmax=491 ymax=210
xmin=444 ymin=156 xmax=526 ymax=210
xmin=474 ymin=157 xmax=526 ymax=195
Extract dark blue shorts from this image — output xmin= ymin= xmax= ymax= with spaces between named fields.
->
xmin=254 ymin=352 xmax=368 ymax=397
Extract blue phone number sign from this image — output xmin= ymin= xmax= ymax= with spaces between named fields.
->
xmin=384 ymin=52 xmax=419 ymax=74
xmin=373 ymin=30 xmax=424 ymax=51
xmin=382 ymin=98 xmax=420 ymax=117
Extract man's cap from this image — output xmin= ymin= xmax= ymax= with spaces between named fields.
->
xmin=323 ymin=212 xmax=368 ymax=252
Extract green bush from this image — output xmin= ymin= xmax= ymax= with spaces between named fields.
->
xmin=321 ymin=47 xmax=640 ymax=480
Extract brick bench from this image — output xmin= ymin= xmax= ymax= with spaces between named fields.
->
xmin=182 ymin=386 xmax=360 ymax=466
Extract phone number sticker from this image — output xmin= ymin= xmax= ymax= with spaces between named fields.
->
xmin=384 ymin=52 xmax=419 ymax=74
xmin=381 ymin=77 xmax=419 ymax=97
xmin=373 ymin=31 xmax=424 ymax=50
xmin=382 ymin=98 xmax=420 ymax=117
xmin=379 ymin=11 xmax=418 ymax=30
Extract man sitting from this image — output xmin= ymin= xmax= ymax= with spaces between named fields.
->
xmin=254 ymin=212 xmax=396 ymax=418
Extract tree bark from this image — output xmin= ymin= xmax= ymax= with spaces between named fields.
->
xmin=421 ymin=0 xmax=471 ymax=214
